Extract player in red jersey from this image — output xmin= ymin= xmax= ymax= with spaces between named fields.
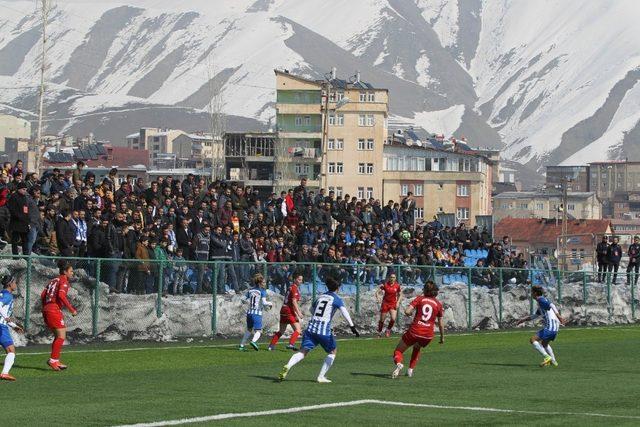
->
xmin=375 ymin=273 xmax=402 ymax=337
xmin=391 ymin=280 xmax=444 ymax=378
xmin=41 ymin=262 xmax=77 ymax=371
xmin=268 ymin=273 xmax=304 ymax=351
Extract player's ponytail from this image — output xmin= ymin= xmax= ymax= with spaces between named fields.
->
xmin=423 ymin=281 xmax=438 ymax=297
xmin=253 ymin=273 xmax=264 ymax=286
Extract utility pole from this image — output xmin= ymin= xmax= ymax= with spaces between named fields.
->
xmin=35 ymin=0 xmax=52 ymax=175
xmin=561 ymin=176 xmax=572 ymax=271
xmin=320 ymin=69 xmax=334 ymax=191
xmin=206 ymin=55 xmax=226 ymax=181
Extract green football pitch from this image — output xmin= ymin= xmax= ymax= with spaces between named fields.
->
xmin=3 ymin=325 xmax=640 ymax=426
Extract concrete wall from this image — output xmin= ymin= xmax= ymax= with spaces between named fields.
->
xmin=0 ymin=114 xmax=31 ymax=152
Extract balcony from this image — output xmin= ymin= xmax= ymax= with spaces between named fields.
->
xmin=276 ymin=104 xmax=321 ymax=115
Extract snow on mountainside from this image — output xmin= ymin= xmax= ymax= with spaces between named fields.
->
xmin=0 ymin=0 xmax=639 ymax=173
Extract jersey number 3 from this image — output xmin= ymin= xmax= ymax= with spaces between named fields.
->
xmin=315 ymin=300 xmax=329 ymax=317
xmin=421 ymin=304 xmax=433 ymax=322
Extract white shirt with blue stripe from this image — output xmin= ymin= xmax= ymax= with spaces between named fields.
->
xmin=306 ymin=292 xmax=353 ymax=336
xmin=0 ymin=290 xmax=14 ymax=327
xmin=533 ymin=296 xmax=561 ymax=332
xmin=245 ymin=287 xmax=269 ymax=315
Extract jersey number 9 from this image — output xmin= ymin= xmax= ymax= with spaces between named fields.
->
xmin=421 ymin=304 xmax=433 ymax=322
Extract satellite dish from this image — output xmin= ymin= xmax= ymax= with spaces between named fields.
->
xmin=415 ymin=140 xmax=422 ymax=147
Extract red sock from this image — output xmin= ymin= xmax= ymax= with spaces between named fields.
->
xmin=409 ymin=347 xmax=421 ymax=369
xmin=393 ymin=350 xmax=404 ymax=365
xmin=51 ymin=337 xmax=64 ymax=360
xmin=378 ymin=321 xmax=384 ymax=333
xmin=288 ymin=331 xmax=300 ymax=346
xmin=270 ymin=332 xmax=282 ymax=347
xmin=387 ymin=319 xmax=395 ymax=330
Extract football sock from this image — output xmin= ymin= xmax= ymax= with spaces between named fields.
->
xmin=378 ymin=321 xmax=384 ymax=333
xmin=51 ymin=337 xmax=64 ymax=359
xmin=240 ymin=331 xmax=251 ymax=346
xmin=252 ymin=331 xmax=261 ymax=343
xmin=270 ymin=332 xmax=282 ymax=346
xmin=318 ymin=354 xmax=335 ymax=378
xmin=388 ymin=319 xmax=395 ymax=330
xmin=2 ymin=352 xmax=15 ymax=375
xmin=532 ymin=341 xmax=549 ymax=357
xmin=545 ymin=344 xmax=556 ymax=362
xmin=286 ymin=352 xmax=305 ymax=369
xmin=409 ymin=347 xmax=421 ymax=369
xmin=289 ymin=331 xmax=300 ymax=346
xmin=393 ymin=350 xmax=404 ymax=365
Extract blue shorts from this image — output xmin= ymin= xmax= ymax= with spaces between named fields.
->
xmin=0 ymin=325 xmax=14 ymax=349
xmin=301 ymin=330 xmax=336 ymax=353
xmin=246 ymin=313 xmax=263 ymax=330
xmin=537 ymin=329 xmax=557 ymax=342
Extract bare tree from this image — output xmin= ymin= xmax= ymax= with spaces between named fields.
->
xmin=206 ymin=55 xmax=226 ymax=180
xmin=35 ymin=0 xmax=53 ymax=174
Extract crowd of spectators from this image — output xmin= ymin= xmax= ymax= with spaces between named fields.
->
xmin=0 ymin=160 xmax=527 ymax=295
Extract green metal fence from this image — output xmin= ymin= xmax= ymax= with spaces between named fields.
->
xmin=0 ymin=254 xmax=637 ymax=342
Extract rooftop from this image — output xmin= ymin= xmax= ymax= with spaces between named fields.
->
xmin=495 ymin=218 xmax=612 ymax=244
xmin=494 ymin=191 xmax=596 ymax=200
xmin=43 ymin=144 xmax=149 ymax=168
xmin=275 ymin=69 xmax=385 ymax=91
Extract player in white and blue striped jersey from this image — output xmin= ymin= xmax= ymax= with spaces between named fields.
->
xmin=0 ymin=275 xmax=23 ymax=381
xmin=517 ymin=285 xmax=564 ymax=367
xmin=239 ymin=273 xmax=272 ymax=351
xmin=279 ymin=277 xmax=359 ymax=383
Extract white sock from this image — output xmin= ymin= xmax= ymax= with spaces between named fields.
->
xmin=240 ymin=331 xmax=251 ymax=346
xmin=545 ymin=344 xmax=556 ymax=362
xmin=318 ymin=354 xmax=336 ymax=379
xmin=2 ymin=352 xmax=15 ymax=375
xmin=532 ymin=341 xmax=549 ymax=357
xmin=252 ymin=331 xmax=262 ymax=343
xmin=286 ymin=352 xmax=305 ymax=369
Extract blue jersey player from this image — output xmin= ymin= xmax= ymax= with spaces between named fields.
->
xmin=0 ymin=275 xmax=23 ymax=381
xmin=279 ymin=277 xmax=359 ymax=383
xmin=239 ymin=273 xmax=272 ymax=351
xmin=517 ymin=285 xmax=565 ymax=367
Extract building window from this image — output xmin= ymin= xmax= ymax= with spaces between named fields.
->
xmin=328 ymin=113 xmax=343 ymax=126
xmin=457 ymin=184 xmax=469 ymax=197
xmin=328 ymin=139 xmax=335 ymax=150
xmin=415 ymin=184 xmax=423 ymax=196
xmin=367 ymin=139 xmax=374 ymax=150
xmin=401 ymin=184 xmax=409 ymax=196
xmin=567 ymin=204 xmax=575 ymax=211
xmin=367 ymin=92 xmax=375 ymax=102
xmin=358 ymin=163 xmax=365 ymax=174
xmin=366 ymin=163 xmax=374 ymax=174
xmin=456 ymin=208 xmax=469 ymax=221
xmin=366 ymin=114 xmax=375 ymax=126
xmin=357 ymin=139 xmax=365 ymax=150
xmin=520 ymin=203 xmax=528 ymax=209
xmin=329 ymin=162 xmax=336 ymax=174
xmin=366 ymin=187 xmax=374 ymax=199
xmin=358 ymin=115 xmax=366 ymax=126
xmin=536 ymin=203 xmax=544 ymax=210
xmin=295 ymin=116 xmax=303 ymax=126
xmin=336 ymin=187 xmax=343 ymax=197
xmin=357 ymin=187 xmax=365 ymax=199
xmin=359 ymin=92 xmax=366 ymax=102
xmin=336 ymin=90 xmax=344 ymax=101
xmin=336 ymin=162 xmax=343 ymax=174
xmin=304 ymin=116 xmax=311 ymax=125
xmin=294 ymin=164 xmax=311 ymax=176
xmin=358 ymin=114 xmax=375 ymax=127
xmin=417 ymin=158 xmax=425 ymax=170
xmin=328 ymin=139 xmax=343 ymax=150
xmin=414 ymin=208 xmax=424 ymax=219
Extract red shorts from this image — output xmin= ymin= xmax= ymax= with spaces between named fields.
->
xmin=43 ymin=309 xmax=65 ymax=330
xmin=401 ymin=330 xmax=433 ymax=348
xmin=279 ymin=308 xmax=298 ymax=325
xmin=381 ymin=302 xmax=397 ymax=314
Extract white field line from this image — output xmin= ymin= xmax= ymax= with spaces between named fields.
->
xmin=11 ymin=325 xmax=638 ymax=356
xmin=115 ymin=399 xmax=640 ymax=426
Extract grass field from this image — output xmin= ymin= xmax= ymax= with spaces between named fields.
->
xmin=3 ymin=325 xmax=640 ymax=426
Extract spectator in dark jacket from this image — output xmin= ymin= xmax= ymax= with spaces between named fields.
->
xmin=7 ymin=182 xmax=30 ymax=255
xmin=596 ymin=236 xmax=609 ymax=283
xmin=55 ymin=210 xmax=75 ymax=256
xmin=606 ymin=236 xmax=623 ymax=284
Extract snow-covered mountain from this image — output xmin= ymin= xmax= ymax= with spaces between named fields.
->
xmin=0 ymin=0 xmax=639 ymax=172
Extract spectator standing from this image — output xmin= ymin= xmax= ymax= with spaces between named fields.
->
xmin=7 ymin=182 xmax=30 ymax=255
xmin=596 ymin=236 xmax=609 ymax=283
xmin=606 ymin=236 xmax=622 ymax=284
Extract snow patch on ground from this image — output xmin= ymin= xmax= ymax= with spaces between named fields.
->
xmin=417 ymin=0 xmax=459 ymax=48
xmin=413 ymin=105 xmax=465 ymax=136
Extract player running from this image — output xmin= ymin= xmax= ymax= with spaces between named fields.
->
xmin=239 ymin=273 xmax=272 ymax=351
xmin=42 ymin=262 xmax=77 ymax=371
xmin=517 ymin=285 xmax=564 ymax=367
xmin=376 ymin=273 xmax=402 ymax=337
xmin=268 ymin=273 xmax=304 ymax=351
xmin=279 ymin=277 xmax=359 ymax=383
xmin=0 ymin=275 xmax=23 ymax=381
xmin=391 ymin=280 xmax=444 ymax=378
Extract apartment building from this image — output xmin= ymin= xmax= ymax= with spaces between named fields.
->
xmin=274 ymin=69 xmax=388 ymax=198
xmin=493 ymin=190 xmax=601 ymax=222
xmin=0 ymin=114 xmax=31 ymax=152
xmin=127 ymin=128 xmax=185 ymax=166
xmin=546 ymin=165 xmax=590 ymax=191
xmin=382 ymin=128 xmax=493 ymax=225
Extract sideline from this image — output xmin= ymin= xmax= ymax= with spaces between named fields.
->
xmin=114 ymin=399 xmax=640 ymax=426
xmin=11 ymin=325 xmax=639 ymax=356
